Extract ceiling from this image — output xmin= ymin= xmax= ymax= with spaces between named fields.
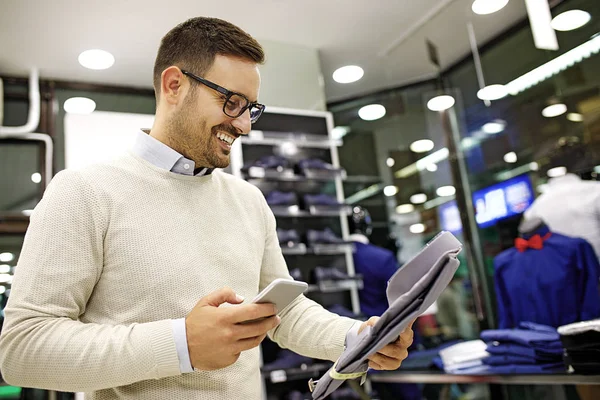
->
xmin=0 ymin=0 xmax=527 ymax=103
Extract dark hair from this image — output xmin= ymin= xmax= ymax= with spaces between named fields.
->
xmin=153 ymin=17 xmax=265 ymax=101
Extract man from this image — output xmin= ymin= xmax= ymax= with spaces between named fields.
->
xmin=0 ymin=17 xmax=412 ymax=400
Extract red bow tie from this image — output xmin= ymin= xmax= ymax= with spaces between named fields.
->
xmin=515 ymin=233 xmax=552 ymax=252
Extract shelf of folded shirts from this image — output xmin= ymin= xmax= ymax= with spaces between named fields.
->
xmin=270 ymin=205 xmax=352 ymax=217
xmin=369 ymin=371 xmax=600 ymax=385
xmin=281 ymin=243 xmax=355 ymax=256
xmin=245 ymin=167 xmax=347 ymax=182
xmin=262 ymin=362 xmax=332 ymax=384
xmin=307 ymin=279 xmax=364 ymax=293
xmin=243 ymin=130 xmax=342 ymax=148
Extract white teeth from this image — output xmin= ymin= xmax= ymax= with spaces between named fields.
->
xmin=217 ymin=133 xmax=234 ymax=145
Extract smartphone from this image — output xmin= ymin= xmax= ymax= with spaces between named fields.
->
xmin=238 ymin=278 xmax=308 ymax=324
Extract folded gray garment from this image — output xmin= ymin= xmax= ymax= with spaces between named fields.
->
xmin=310 ymin=231 xmax=462 ymax=399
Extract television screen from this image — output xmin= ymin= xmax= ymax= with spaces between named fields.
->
xmin=473 ymin=174 xmax=535 ymax=228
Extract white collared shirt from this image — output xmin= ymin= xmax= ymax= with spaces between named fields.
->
xmin=525 ymin=174 xmax=600 ymax=259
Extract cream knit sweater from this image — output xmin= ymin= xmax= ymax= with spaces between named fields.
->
xmin=0 ymin=152 xmax=356 ymax=399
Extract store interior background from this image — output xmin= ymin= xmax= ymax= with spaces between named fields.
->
xmin=1 ymin=0 xmax=600 ymax=399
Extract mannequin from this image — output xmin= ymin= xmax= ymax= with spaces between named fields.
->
xmin=347 ymin=206 xmax=421 ymax=400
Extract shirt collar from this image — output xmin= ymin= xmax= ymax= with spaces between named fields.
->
xmin=132 ymin=129 xmax=213 ymax=177
xmin=349 ymin=234 xmax=369 ymax=244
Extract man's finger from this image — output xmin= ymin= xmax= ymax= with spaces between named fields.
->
xmin=224 ymin=303 xmax=278 ymax=324
xmin=233 ymin=315 xmax=281 ymax=339
xmin=369 ymin=352 xmax=400 ymax=370
xmin=377 ymin=343 xmax=407 ymax=360
xmin=234 ymin=334 xmax=268 ymax=353
xmin=199 ymin=287 xmax=244 ymax=307
xmin=368 ymin=360 xmax=383 ymax=370
xmin=399 ymin=328 xmax=414 ymax=347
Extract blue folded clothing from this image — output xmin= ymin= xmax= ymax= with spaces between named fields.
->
xmin=481 ymin=322 xmax=562 ymax=352
xmin=485 ymin=363 xmax=565 ymax=374
xmin=483 ymin=354 xmax=544 ymax=366
xmin=486 ymin=343 xmax=563 ymax=359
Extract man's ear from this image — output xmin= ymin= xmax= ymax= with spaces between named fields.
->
xmin=161 ymin=66 xmax=187 ymax=106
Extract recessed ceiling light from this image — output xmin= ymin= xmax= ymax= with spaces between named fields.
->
xmin=78 ymin=49 xmax=115 ymax=70
xmin=0 ymin=253 xmax=14 ymax=263
xmin=477 ymin=84 xmax=508 ymax=101
xmin=22 ymin=210 xmax=34 ymax=216
xmin=410 ymin=193 xmax=428 ymax=204
xmin=472 ymin=0 xmax=509 ymax=15
xmin=427 ymin=95 xmax=455 ymax=112
xmin=482 ymin=120 xmax=506 ymax=134
xmin=396 ymin=204 xmax=415 ymax=214
xmin=386 ymin=158 xmax=395 ymax=167
xmin=567 ymin=113 xmax=583 ymax=122
xmin=333 ymin=65 xmax=364 ymax=84
xmin=31 ymin=172 xmax=42 ymax=183
xmin=64 ymin=97 xmax=96 ymax=114
xmin=409 ymin=223 xmax=426 ymax=234
xmin=542 ymin=103 xmax=567 ymax=118
xmin=358 ymin=104 xmax=386 ymax=121
xmin=436 ymin=186 xmax=456 ymax=197
xmin=426 ymin=163 xmax=438 ymax=172
xmin=547 ymin=166 xmax=567 ymax=177
xmin=0 ymin=286 xmax=5 ymax=295
xmin=410 ymin=139 xmax=434 ymax=153
xmin=529 ymin=162 xmax=539 ymax=171
xmin=384 ymin=185 xmax=399 ymax=197
xmin=0 ymin=265 xmax=10 ymax=274
xmin=503 ymin=151 xmax=518 ymax=163
xmin=551 ymin=10 xmax=591 ymax=31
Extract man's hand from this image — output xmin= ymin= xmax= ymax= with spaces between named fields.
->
xmin=358 ymin=317 xmax=414 ymax=370
xmin=185 ymin=287 xmax=281 ymax=371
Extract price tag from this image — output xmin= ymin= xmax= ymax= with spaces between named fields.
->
xmin=270 ymin=370 xmax=287 ymax=383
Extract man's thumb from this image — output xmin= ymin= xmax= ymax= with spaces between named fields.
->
xmin=199 ymin=287 xmax=244 ymax=307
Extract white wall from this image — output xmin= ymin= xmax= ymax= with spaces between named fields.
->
xmin=258 ymin=40 xmax=326 ymax=111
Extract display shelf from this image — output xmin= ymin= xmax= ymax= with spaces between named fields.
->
xmin=307 ymin=279 xmax=364 ymax=293
xmin=262 ymin=363 xmax=332 ymax=384
xmin=369 ymin=371 xmax=600 ymax=385
xmin=242 ymin=130 xmax=342 ymax=149
xmin=270 ymin=206 xmax=352 ymax=218
xmin=244 ymin=167 xmax=345 ymax=182
xmin=281 ymin=246 xmax=353 ymax=256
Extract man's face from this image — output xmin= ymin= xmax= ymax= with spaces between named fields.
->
xmin=169 ymin=55 xmax=261 ymax=169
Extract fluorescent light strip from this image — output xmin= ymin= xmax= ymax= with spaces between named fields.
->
xmin=524 ymin=0 xmax=558 ymax=51
xmin=345 ymin=183 xmax=383 ymax=204
xmin=424 ymin=195 xmax=455 ymax=210
xmin=506 ymin=35 xmax=600 ymax=95
xmin=395 ymin=148 xmax=450 ymax=179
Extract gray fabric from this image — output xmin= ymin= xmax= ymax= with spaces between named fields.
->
xmin=311 ymin=231 xmax=462 ymax=399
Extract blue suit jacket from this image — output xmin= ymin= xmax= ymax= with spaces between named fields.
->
xmin=352 ymin=242 xmax=399 ymax=317
xmin=493 ymin=226 xmax=600 ymax=329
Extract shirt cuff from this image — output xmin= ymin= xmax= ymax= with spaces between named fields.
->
xmin=171 ymin=318 xmax=194 ymax=373
xmin=344 ymin=321 xmax=363 ymax=348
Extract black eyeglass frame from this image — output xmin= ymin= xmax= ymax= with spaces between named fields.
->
xmin=181 ymin=69 xmax=265 ymax=123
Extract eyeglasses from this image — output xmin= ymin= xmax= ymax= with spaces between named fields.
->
xmin=181 ymin=69 xmax=265 ymax=124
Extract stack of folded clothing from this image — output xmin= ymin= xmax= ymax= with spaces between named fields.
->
xmin=558 ymin=319 xmax=600 ymax=374
xmin=397 ymin=340 xmax=463 ymax=371
xmin=481 ymin=322 xmax=565 ymax=374
xmin=439 ymin=340 xmax=490 ymax=374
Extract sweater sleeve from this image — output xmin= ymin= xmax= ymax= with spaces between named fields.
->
xmin=0 ymin=170 xmax=181 ymax=392
xmin=255 ymin=192 xmax=356 ymax=362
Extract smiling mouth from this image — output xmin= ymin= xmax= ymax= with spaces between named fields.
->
xmin=216 ymin=132 xmax=236 ymax=146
